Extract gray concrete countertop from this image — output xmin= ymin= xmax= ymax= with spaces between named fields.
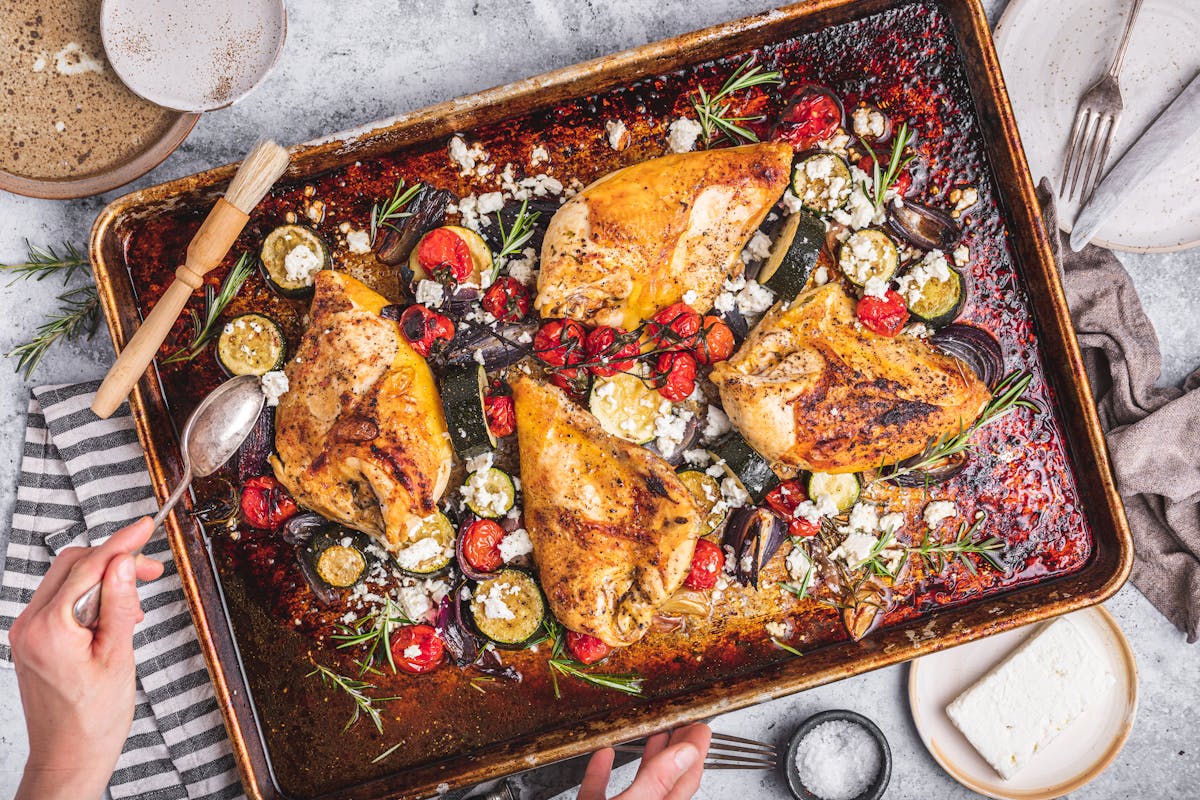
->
xmin=1 ymin=1 xmax=1196 ymax=798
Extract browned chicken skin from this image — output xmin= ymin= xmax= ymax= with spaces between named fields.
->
xmin=512 ymin=375 xmax=702 ymax=647
xmin=711 ymin=283 xmax=991 ymax=473
xmin=270 ymin=271 xmax=453 ymax=553
xmin=536 ymin=142 xmax=793 ymax=329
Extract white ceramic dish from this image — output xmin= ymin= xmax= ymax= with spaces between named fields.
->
xmin=994 ymin=0 xmax=1200 ymax=253
xmin=99 ymin=0 xmax=287 ymax=113
xmin=908 ymin=606 xmax=1137 ymax=800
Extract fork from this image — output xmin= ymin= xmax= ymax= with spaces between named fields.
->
xmin=613 ymin=732 xmax=777 ymax=770
xmin=1058 ymin=0 xmax=1146 ymax=202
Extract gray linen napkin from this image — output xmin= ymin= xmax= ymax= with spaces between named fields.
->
xmin=1040 ymin=179 xmax=1200 ymax=642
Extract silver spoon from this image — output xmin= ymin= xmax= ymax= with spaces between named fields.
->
xmin=72 ymin=374 xmax=267 ymax=628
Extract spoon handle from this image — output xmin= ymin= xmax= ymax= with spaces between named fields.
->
xmin=71 ymin=465 xmax=193 ymax=629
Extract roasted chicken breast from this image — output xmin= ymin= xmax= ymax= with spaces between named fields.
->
xmin=711 ymin=283 xmax=991 ymax=473
xmin=270 ymin=271 xmax=453 ymax=553
xmin=512 ymin=375 xmax=701 ymax=647
xmin=536 ymin=142 xmax=793 ymax=329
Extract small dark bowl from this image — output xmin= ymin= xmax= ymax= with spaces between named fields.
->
xmin=783 ymin=709 xmax=892 ymax=800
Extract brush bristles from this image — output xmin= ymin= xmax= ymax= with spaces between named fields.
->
xmin=225 ymin=139 xmax=290 ymax=214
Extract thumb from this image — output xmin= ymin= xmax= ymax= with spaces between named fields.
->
xmin=93 ymin=555 xmax=141 ymax=662
xmin=621 ymin=743 xmax=699 ymax=800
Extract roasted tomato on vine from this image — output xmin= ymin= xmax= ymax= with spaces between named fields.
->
xmin=584 ymin=326 xmax=641 ymax=377
xmin=856 ymin=289 xmax=909 ymax=337
xmin=566 ymin=630 xmax=612 ymax=665
xmin=482 ymin=276 xmax=532 ymax=322
xmin=774 ymin=86 xmax=843 ymax=150
xmin=683 ymin=538 xmax=725 ymax=590
xmin=535 ymin=319 xmax=589 ymax=394
xmin=653 ymin=350 xmax=698 ymax=402
xmin=399 ymin=304 xmax=455 ymax=357
xmin=391 ymin=624 xmax=446 ymax=674
xmin=765 ymin=479 xmax=819 ymax=538
xmin=646 ymin=302 xmax=701 ymax=350
xmin=694 ymin=315 xmax=735 ymax=364
xmin=484 ymin=393 xmax=516 ymax=438
xmin=416 ymin=227 xmax=474 ymax=283
xmin=460 ymin=518 xmax=506 ymax=574
xmin=240 ymin=475 xmax=298 ymax=530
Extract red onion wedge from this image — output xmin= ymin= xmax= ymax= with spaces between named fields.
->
xmin=931 ymin=324 xmax=1004 ymax=389
xmin=887 ymin=201 xmax=962 ymax=251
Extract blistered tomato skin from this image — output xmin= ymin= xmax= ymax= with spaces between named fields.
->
xmin=654 ymin=351 xmax=698 ymax=402
xmin=566 ymin=630 xmax=612 ymax=665
xmin=647 ymin=303 xmax=702 ymax=349
xmin=240 ymin=475 xmax=298 ymax=530
xmin=391 ymin=624 xmax=446 ymax=674
xmin=774 ymin=87 xmax=842 ymax=150
xmin=399 ymin=305 xmax=455 ymax=357
xmin=484 ymin=394 xmax=516 ymax=438
xmin=461 ymin=519 xmax=506 ymax=573
xmin=684 ymin=539 xmax=725 ymax=590
xmin=765 ymin=479 xmax=819 ymax=538
xmin=417 ymin=228 xmax=474 ymax=283
xmin=482 ymin=277 xmax=532 ymax=322
xmin=856 ymin=289 xmax=910 ymax=337
xmin=695 ymin=316 xmax=735 ymax=364
xmin=585 ymin=326 xmax=640 ymax=377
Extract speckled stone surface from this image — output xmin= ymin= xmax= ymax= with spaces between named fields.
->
xmin=0 ymin=1 xmax=1197 ymax=798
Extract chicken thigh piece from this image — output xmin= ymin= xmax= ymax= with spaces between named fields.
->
xmin=270 ymin=271 xmax=453 ymax=554
xmin=711 ymin=283 xmax=991 ymax=474
xmin=511 ymin=375 xmax=701 ymax=648
xmin=536 ymin=142 xmax=793 ymax=329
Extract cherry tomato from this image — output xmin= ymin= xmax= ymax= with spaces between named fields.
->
xmin=416 ymin=227 xmax=474 ymax=283
xmin=694 ymin=316 xmax=735 ymax=364
xmin=484 ymin=393 xmax=515 ymax=438
xmin=398 ymin=304 xmax=455 ymax=357
xmin=535 ymin=319 xmax=589 ymax=395
xmin=460 ymin=518 xmax=505 ymax=573
xmin=684 ymin=539 xmax=725 ymax=590
xmin=240 ymin=475 xmax=298 ymax=530
xmin=584 ymin=326 xmax=641 ymax=377
xmin=566 ymin=630 xmax=612 ymax=665
xmin=646 ymin=302 xmax=702 ymax=350
xmin=774 ymin=87 xmax=842 ymax=150
xmin=482 ymin=276 xmax=532 ymax=322
xmin=855 ymin=152 xmax=913 ymax=197
xmin=653 ymin=351 xmax=697 ymax=402
xmin=765 ymin=479 xmax=819 ymax=538
xmin=856 ymin=289 xmax=910 ymax=337
xmin=390 ymin=624 xmax=446 ymax=674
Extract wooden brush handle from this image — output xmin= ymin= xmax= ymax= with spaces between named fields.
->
xmin=92 ymin=199 xmax=250 ymax=419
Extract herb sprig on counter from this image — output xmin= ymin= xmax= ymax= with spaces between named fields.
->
xmin=543 ymin=618 xmax=644 ymax=698
xmin=869 ymin=122 xmax=916 ymax=212
xmin=8 ymin=284 xmax=100 ymax=379
xmin=1 ymin=241 xmax=89 ymax=284
xmin=161 ymin=253 xmax=254 ymax=365
xmin=306 ymin=661 xmax=399 ymax=734
xmin=912 ymin=511 xmax=1007 ymax=574
xmin=369 ymin=179 xmax=423 ymax=245
xmin=331 ymin=596 xmax=414 ymax=676
xmin=691 ymin=57 xmax=783 ymax=146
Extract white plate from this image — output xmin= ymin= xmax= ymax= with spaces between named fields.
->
xmin=100 ymin=0 xmax=286 ymax=113
xmin=908 ymin=606 xmax=1137 ymax=800
xmin=994 ymin=0 xmax=1200 ymax=252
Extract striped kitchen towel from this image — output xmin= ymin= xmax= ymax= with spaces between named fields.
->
xmin=0 ymin=381 xmax=245 ymax=800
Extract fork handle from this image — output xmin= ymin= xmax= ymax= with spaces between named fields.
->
xmin=1107 ymin=0 xmax=1145 ymax=78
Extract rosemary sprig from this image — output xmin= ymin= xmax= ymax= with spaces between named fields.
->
xmin=492 ymin=198 xmax=540 ymax=274
xmin=691 ymin=57 xmax=784 ymax=146
xmin=778 ymin=542 xmax=815 ymax=601
xmin=371 ymin=740 xmax=405 ymax=764
xmin=306 ymin=661 xmax=399 ymax=734
xmin=875 ymin=371 xmax=1037 ymax=485
xmin=369 ymin=179 xmax=423 ymax=245
xmin=858 ymin=530 xmax=902 ymax=580
xmin=869 ymin=122 xmax=916 ymax=211
xmin=161 ymin=253 xmax=254 ymax=365
xmin=912 ymin=511 xmax=1006 ymax=574
xmin=544 ymin=617 xmax=644 ymax=698
xmin=771 ymin=638 xmax=804 ymax=657
xmin=1 ymin=241 xmax=89 ymax=285
xmin=8 ymin=284 xmax=100 ymax=379
xmin=331 ymin=596 xmax=414 ymax=675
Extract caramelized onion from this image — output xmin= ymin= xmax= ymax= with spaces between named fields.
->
xmin=932 ymin=324 xmax=1004 ymax=389
xmin=722 ymin=506 xmax=787 ymax=588
xmin=887 ymin=201 xmax=962 ymax=251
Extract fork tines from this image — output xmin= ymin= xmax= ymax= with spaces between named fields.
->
xmin=612 ymin=731 xmax=777 ymax=770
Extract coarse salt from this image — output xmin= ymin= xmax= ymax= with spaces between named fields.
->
xmin=794 ymin=719 xmax=881 ymax=800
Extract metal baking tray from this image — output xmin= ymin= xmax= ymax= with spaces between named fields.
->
xmin=88 ymin=1 xmax=1132 ymax=797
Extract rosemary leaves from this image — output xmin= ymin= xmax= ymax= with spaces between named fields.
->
xmin=331 ymin=596 xmax=414 ymax=675
xmin=306 ymin=661 xmax=399 ymax=734
xmin=691 ymin=58 xmax=783 ymax=147
xmin=369 ymin=179 xmax=423 ymax=245
xmin=870 ymin=122 xmax=916 ymax=211
xmin=161 ymin=253 xmax=254 ymax=365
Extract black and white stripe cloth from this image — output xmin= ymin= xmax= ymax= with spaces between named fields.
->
xmin=0 ymin=382 xmax=244 ymax=800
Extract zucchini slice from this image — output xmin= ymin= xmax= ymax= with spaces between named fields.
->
xmin=469 ymin=568 xmax=546 ymax=648
xmin=409 ymin=225 xmax=494 ymax=285
xmin=759 ymin=209 xmax=825 ymax=300
xmin=441 ymin=363 xmax=494 ymax=459
xmin=259 ymin=224 xmax=331 ymax=298
xmin=837 ymin=228 xmax=900 ymax=289
xmin=790 ymin=152 xmax=853 ymax=215
xmin=807 ymin=472 xmax=861 ymax=513
xmin=305 ymin=528 xmax=369 ymax=589
xmin=900 ymin=265 xmax=965 ymax=328
xmin=677 ymin=469 xmax=727 ymax=535
xmin=394 ymin=512 xmax=456 ymax=576
xmin=216 ymin=313 xmax=286 ymax=377
xmin=589 ymin=373 xmax=664 ymax=445
xmin=462 ymin=467 xmax=516 ymax=519
xmin=707 ymin=432 xmax=780 ymax=504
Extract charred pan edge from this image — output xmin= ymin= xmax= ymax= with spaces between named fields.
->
xmin=87 ymin=0 xmax=1132 ymax=797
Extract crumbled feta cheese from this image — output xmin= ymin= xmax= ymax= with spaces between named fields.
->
xmin=703 ymin=405 xmax=731 ymax=439
xmin=765 ymin=620 xmax=792 ymax=639
xmin=396 ymin=585 xmax=433 ymax=622
xmin=852 ymin=106 xmax=887 ymax=139
xmin=682 ymin=448 xmax=710 ymax=467
xmin=505 ymin=247 xmax=539 ymax=285
xmin=924 ymin=500 xmax=958 ymax=528
xmin=682 ymin=289 xmax=699 ymax=306
xmin=813 ymin=265 xmax=830 ymax=286
xmin=780 ymin=190 xmax=806 ymax=215
xmin=862 ymin=275 xmax=890 ymax=299
xmin=896 ymin=249 xmax=953 ymax=306
xmin=260 ymin=371 xmax=289 ymax=407
xmin=530 ymin=145 xmax=550 ymax=164
xmin=477 ymin=191 xmax=505 ymax=215
xmin=654 ymin=406 xmax=693 ymax=456
xmin=465 ymin=452 xmax=494 ymax=474
xmin=667 ymin=117 xmax=703 ymax=153
xmin=829 ymin=532 xmax=879 ymax=569
xmin=449 ymin=136 xmax=488 ymax=176
xmin=477 ymin=580 xmax=518 ymax=620
xmin=345 ymin=229 xmax=371 ymax=254
xmin=403 ymin=644 xmax=422 ymax=659
xmin=844 ymin=502 xmax=881 ymax=534
xmin=903 ymin=322 xmax=931 ymax=339
xmin=879 ymin=512 xmax=905 ymax=536
xmin=461 ymin=470 xmax=511 ymax=518
xmin=283 ymin=244 xmax=322 ymax=285
xmin=743 ymin=230 xmax=774 ymax=263
xmin=605 ymin=119 xmax=629 ymax=150
xmin=499 ymin=528 xmax=534 ymax=562
xmin=792 ymin=153 xmax=849 ymax=213
xmin=831 ymin=167 xmax=884 ymax=230
xmin=714 ymin=275 xmax=775 ymax=319
xmin=953 ymin=244 xmax=970 ymax=267
xmin=414 ymin=279 xmax=445 ymax=308
xmin=395 ymin=536 xmax=445 ymax=571
xmin=785 ymin=546 xmax=812 ymax=582
xmin=720 ymin=477 xmax=750 ymax=509
xmin=839 ymin=230 xmax=892 ymax=286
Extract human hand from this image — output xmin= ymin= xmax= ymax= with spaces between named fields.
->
xmin=10 ymin=518 xmax=165 ymax=800
xmin=579 ymin=723 xmax=712 ymax=800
